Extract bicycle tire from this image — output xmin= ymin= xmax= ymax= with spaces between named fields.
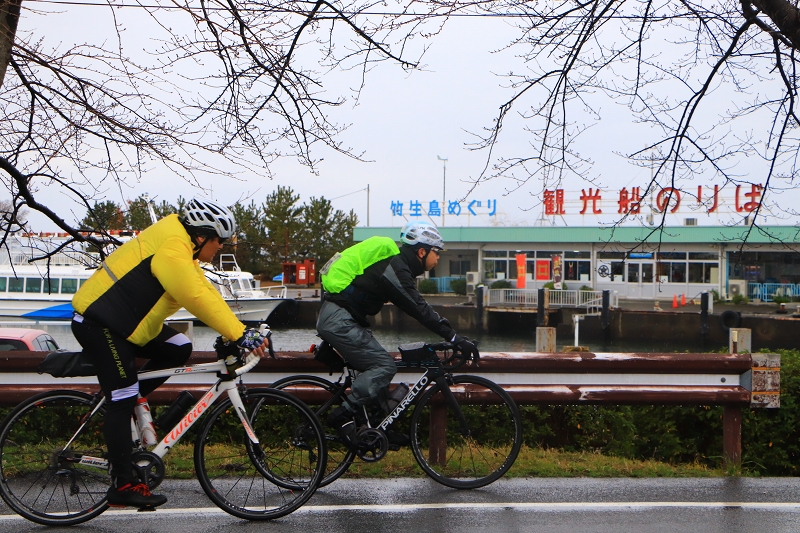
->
xmin=0 ymin=390 xmax=110 ymax=526
xmin=410 ymin=375 xmax=522 ymax=489
xmin=194 ymin=388 xmax=326 ymax=520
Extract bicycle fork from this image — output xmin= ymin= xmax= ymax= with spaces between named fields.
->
xmin=434 ymin=375 xmax=471 ymax=438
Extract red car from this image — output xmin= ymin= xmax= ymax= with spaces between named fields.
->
xmin=0 ymin=328 xmax=60 ymax=351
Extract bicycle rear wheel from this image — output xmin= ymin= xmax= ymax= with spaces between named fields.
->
xmin=410 ymin=375 xmax=522 ymax=489
xmin=194 ymin=388 xmax=326 ymax=520
xmin=0 ymin=390 xmax=109 ymax=526
xmin=270 ymin=375 xmax=356 ymax=487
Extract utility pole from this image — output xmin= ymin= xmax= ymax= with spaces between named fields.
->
xmin=437 ymin=155 xmax=447 ymax=227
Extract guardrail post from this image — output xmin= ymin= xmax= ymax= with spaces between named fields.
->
xmin=430 ymin=402 xmax=447 ymax=466
xmin=700 ymin=292 xmax=709 ymax=338
xmin=475 ymin=285 xmax=485 ymax=332
xmin=536 ymin=327 xmax=556 ymax=353
xmin=729 ymin=328 xmax=751 ymax=354
xmin=537 ymin=288 xmax=547 ymax=326
xmin=723 ymin=406 xmax=742 ymax=466
xmin=601 ymin=290 xmax=610 ymax=339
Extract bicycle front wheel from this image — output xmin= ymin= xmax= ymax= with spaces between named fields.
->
xmin=410 ymin=375 xmax=522 ymax=489
xmin=0 ymin=390 xmax=109 ymax=526
xmin=194 ymin=388 xmax=326 ymax=520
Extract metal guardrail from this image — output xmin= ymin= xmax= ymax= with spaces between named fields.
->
xmin=0 ymin=349 xmax=778 ymax=464
xmin=487 ymin=289 xmax=618 ymax=309
xmin=427 ymin=276 xmax=465 ymax=293
xmin=748 ymin=282 xmax=795 ymax=302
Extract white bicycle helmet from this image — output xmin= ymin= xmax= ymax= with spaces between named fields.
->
xmin=400 ymin=221 xmax=444 ymax=250
xmin=183 ymin=198 xmax=237 ymax=239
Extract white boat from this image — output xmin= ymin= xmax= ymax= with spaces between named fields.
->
xmin=169 ymin=254 xmax=290 ymax=324
xmin=0 ymin=234 xmax=289 ymax=325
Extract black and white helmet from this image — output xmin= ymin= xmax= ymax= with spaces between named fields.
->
xmin=183 ymin=198 xmax=236 ymax=239
xmin=400 ymin=221 xmax=444 ymax=250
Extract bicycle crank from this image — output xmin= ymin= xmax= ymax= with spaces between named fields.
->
xmin=132 ymin=451 xmax=166 ymax=489
xmin=356 ymin=428 xmax=388 ymax=462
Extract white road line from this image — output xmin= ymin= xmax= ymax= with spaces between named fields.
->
xmin=1 ymin=501 xmax=800 ymax=520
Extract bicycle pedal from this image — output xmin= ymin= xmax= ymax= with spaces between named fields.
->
xmin=137 ymin=505 xmax=157 ymax=512
xmin=387 ymin=444 xmax=400 ymax=451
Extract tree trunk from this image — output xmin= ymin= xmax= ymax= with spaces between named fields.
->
xmin=752 ymin=0 xmax=800 ymax=49
xmin=0 ymin=0 xmax=21 ymax=88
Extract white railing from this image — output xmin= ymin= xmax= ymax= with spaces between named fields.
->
xmin=487 ymin=289 xmax=617 ymax=309
xmin=261 ymin=285 xmax=288 ymax=298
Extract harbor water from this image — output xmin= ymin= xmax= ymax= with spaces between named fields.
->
xmin=2 ymin=322 xmax=713 ymax=354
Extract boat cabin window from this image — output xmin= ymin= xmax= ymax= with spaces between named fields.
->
xmin=241 ymin=279 xmax=252 ymax=290
xmin=61 ymin=279 xmax=78 ymax=294
xmin=0 ymin=277 xmax=5 ymax=292
xmin=26 ymin=278 xmax=42 ymax=293
xmin=8 ymin=278 xmax=23 ymax=293
xmin=44 ymin=279 xmax=59 ymax=293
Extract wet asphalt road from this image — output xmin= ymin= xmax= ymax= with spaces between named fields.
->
xmin=1 ymin=477 xmax=800 ymax=532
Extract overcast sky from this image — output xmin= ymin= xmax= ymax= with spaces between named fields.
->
xmin=17 ymin=3 xmax=796 ymax=232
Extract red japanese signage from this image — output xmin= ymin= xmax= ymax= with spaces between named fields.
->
xmin=535 ymin=260 xmax=550 ymax=281
xmin=542 ymin=184 xmax=763 ymax=215
xmin=515 ymin=254 xmax=527 ymax=289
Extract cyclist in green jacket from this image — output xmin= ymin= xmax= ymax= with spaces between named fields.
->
xmin=318 ymin=221 xmax=478 ymax=446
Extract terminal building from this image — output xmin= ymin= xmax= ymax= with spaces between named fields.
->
xmin=354 ymin=225 xmax=800 ymax=301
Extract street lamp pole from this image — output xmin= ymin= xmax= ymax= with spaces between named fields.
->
xmin=437 ymin=155 xmax=447 ymax=226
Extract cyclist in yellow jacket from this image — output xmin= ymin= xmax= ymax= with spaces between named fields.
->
xmin=72 ymin=198 xmax=269 ymax=509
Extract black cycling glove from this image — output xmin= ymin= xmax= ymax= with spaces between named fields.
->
xmin=451 ymin=334 xmax=480 ymax=365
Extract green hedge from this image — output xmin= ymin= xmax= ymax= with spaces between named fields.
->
xmin=519 ymin=348 xmax=800 ymax=475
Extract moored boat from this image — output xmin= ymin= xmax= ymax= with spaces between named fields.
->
xmin=0 ymin=234 xmax=288 ymax=325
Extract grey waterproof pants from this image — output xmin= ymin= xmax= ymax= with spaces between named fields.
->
xmin=316 ymin=300 xmax=397 ymax=407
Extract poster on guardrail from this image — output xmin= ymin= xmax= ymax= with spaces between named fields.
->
xmin=516 ymin=253 xmax=527 ymax=289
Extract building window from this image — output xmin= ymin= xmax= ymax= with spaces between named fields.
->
xmin=483 ymin=259 xmax=508 ymax=279
xmin=564 ymin=260 xmax=591 ymax=281
xmin=598 ymin=251 xmax=626 ymax=260
xmin=449 ymin=260 xmax=471 ymax=276
xmin=565 ymin=251 xmax=590 ymax=259
xmin=657 ymin=252 xmax=687 ymax=260
xmin=658 ymin=262 xmax=686 ymax=283
xmin=688 ymin=262 xmax=719 ymax=283
xmin=642 ymin=264 xmax=654 ymax=283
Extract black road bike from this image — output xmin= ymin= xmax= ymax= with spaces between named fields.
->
xmin=271 ymin=341 xmax=522 ymax=490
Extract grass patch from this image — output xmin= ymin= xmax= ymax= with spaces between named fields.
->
xmin=159 ymin=444 xmax=739 ymax=479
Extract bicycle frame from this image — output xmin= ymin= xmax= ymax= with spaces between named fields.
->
xmin=334 ymin=360 xmax=469 ymax=436
xmin=78 ymin=355 xmax=262 ymax=470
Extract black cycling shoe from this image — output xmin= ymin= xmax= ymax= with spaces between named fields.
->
xmin=385 ymin=429 xmax=411 ymax=447
xmin=107 ymin=482 xmax=167 ymax=510
xmin=327 ymin=405 xmax=358 ymax=448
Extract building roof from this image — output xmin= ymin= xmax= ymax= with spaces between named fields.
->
xmin=354 ymin=225 xmax=800 ymax=245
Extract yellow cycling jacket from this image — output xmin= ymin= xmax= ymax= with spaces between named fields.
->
xmin=73 ymin=214 xmax=245 ymax=346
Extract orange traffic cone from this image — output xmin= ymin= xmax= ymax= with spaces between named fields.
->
xmin=672 ymin=294 xmax=678 ymax=308
xmin=681 ymin=294 xmax=686 ymax=306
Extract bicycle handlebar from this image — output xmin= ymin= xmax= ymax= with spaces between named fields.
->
xmin=235 ymin=352 xmax=261 ymax=376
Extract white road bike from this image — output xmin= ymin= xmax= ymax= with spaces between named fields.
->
xmin=0 ymin=338 xmax=327 ymax=526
